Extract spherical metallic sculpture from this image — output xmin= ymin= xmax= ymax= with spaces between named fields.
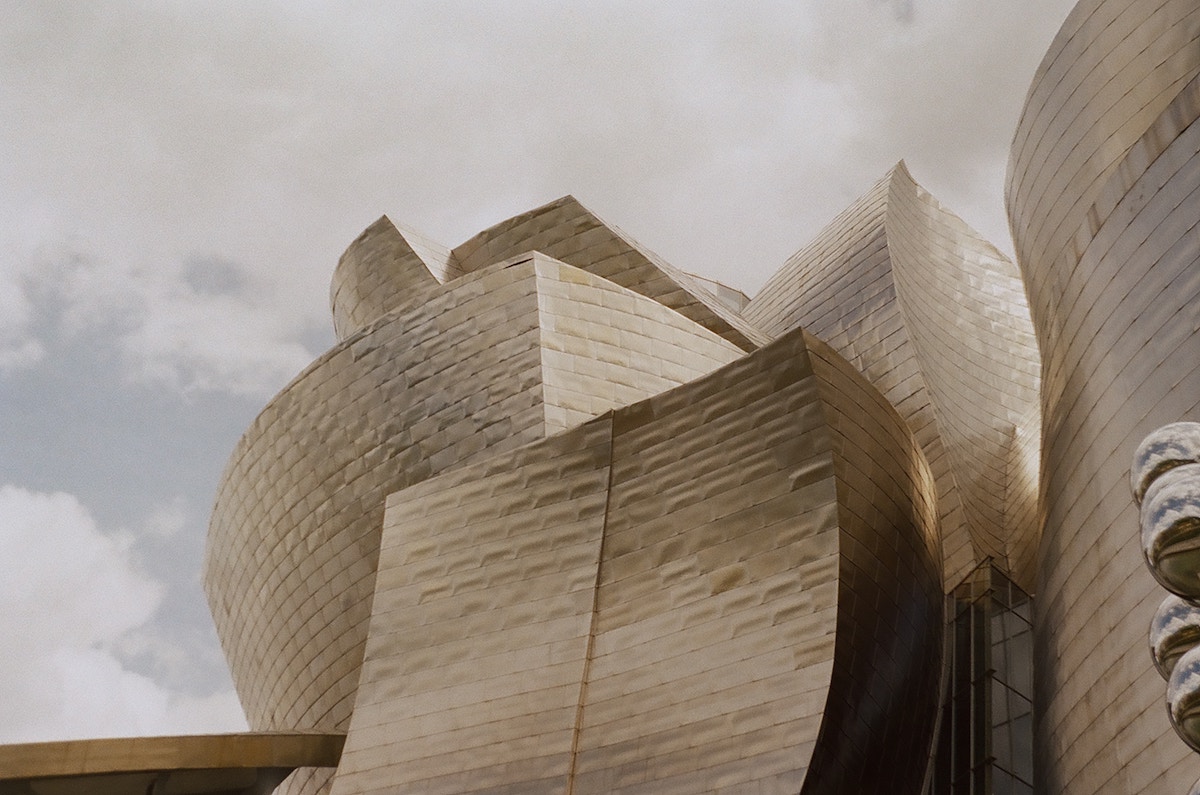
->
xmin=1141 ymin=463 xmax=1200 ymax=598
xmin=1152 ymin=594 xmax=1200 ymax=679
xmin=1170 ymin=644 xmax=1200 ymax=752
xmin=1132 ymin=422 xmax=1200 ymax=505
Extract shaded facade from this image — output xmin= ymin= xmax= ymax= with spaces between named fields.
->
xmin=0 ymin=732 xmax=344 ymax=795
xmin=927 ymin=561 xmax=1034 ymax=794
xmin=1007 ymin=0 xmax=1200 ymax=790
xmin=743 ymin=162 xmax=1040 ymax=593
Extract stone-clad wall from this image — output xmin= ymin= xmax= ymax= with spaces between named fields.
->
xmin=1007 ymin=0 xmax=1200 ymax=789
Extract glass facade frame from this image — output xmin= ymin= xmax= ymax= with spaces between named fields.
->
xmin=927 ymin=560 xmax=1034 ymax=794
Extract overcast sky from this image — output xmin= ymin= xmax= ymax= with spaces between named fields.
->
xmin=0 ymin=0 xmax=1077 ymax=742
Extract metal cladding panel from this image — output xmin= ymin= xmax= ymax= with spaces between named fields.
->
xmin=742 ymin=164 xmax=1040 ymax=592
xmin=330 ymin=420 xmax=614 ymax=795
xmin=450 ymin=195 xmax=766 ymax=350
xmin=323 ymin=327 xmax=942 ymax=795
xmin=206 ymin=255 xmax=746 ymax=795
xmin=206 ymin=261 xmax=549 ymax=739
xmin=883 ymin=165 xmax=1041 ymax=590
xmin=571 ymin=328 xmax=841 ymax=794
xmin=529 ymin=255 xmax=744 ymax=436
xmin=801 ymin=331 xmax=943 ymax=795
xmin=329 ymin=216 xmax=442 ymax=341
xmin=1008 ymin=50 xmax=1200 ymax=793
xmin=1007 ymin=0 xmax=1200 ymax=357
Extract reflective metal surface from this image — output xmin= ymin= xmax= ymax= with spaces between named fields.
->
xmin=1170 ymin=645 xmax=1200 ymax=752
xmin=206 ymin=250 xmax=746 ymax=795
xmin=1132 ymin=422 xmax=1200 ymax=505
xmin=1142 ymin=464 xmax=1200 ymax=598
xmin=1152 ymin=594 xmax=1200 ymax=680
xmin=210 ymin=200 xmax=953 ymax=795
xmin=1006 ymin=0 xmax=1200 ymax=788
xmin=326 ymin=326 xmax=944 ymax=795
xmin=741 ymin=163 xmax=1040 ymax=592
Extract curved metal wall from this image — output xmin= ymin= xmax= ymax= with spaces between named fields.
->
xmin=451 ymin=195 xmax=767 ymax=350
xmin=742 ymin=163 xmax=1040 ymax=591
xmin=1007 ymin=0 xmax=1200 ymax=788
xmin=329 ymin=216 xmax=447 ymax=341
xmin=327 ymin=326 xmax=942 ymax=794
xmin=803 ymin=330 xmax=944 ymax=794
xmin=205 ymin=252 xmax=743 ymax=795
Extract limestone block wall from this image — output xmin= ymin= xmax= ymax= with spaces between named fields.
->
xmin=327 ymin=327 xmax=943 ymax=794
xmin=741 ymin=163 xmax=1040 ymax=591
xmin=206 ymin=253 xmax=744 ymax=795
xmin=1007 ymin=1 xmax=1200 ymax=783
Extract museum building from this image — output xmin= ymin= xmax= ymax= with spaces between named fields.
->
xmin=3 ymin=0 xmax=1200 ymax=792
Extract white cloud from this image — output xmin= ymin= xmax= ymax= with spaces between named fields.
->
xmin=12 ymin=244 xmax=317 ymax=398
xmin=140 ymin=496 xmax=189 ymax=539
xmin=0 ymin=485 xmax=246 ymax=742
xmin=0 ymin=266 xmax=45 ymax=373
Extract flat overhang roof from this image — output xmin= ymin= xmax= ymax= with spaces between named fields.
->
xmin=0 ymin=732 xmax=345 ymax=795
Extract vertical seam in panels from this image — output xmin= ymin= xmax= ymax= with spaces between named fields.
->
xmin=566 ymin=413 xmax=615 ymax=795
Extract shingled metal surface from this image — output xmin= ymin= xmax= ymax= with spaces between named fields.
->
xmin=204 ymin=256 xmax=742 ymax=795
xmin=1008 ymin=0 xmax=1200 ymax=787
xmin=329 ymin=328 xmax=942 ymax=794
xmin=742 ymin=163 xmax=1040 ymax=592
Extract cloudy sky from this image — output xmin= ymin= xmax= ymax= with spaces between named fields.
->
xmin=0 ymin=0 xmax=1077 ymax=742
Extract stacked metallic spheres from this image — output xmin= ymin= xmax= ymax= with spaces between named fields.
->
xmin=1133 ymin=422 xmax=1200 ymax=757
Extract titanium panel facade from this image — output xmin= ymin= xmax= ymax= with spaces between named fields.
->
xmin=1007 ymin=0 xmax=1200 ymax=789
xmin=206 ymin=154 xmax=1052 ymax=793
xmin=451 ymin=195 xmax=767 ymax=350
xmin=329 ymin=326 xmax=943 ymax=794
xmin=742 ymin=163 xmax=1040 ymax=592
xmin=204 ymin=255 xmax=743 ymax=795
xmin=25 ymin=0 xmax=1200 ymax=790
